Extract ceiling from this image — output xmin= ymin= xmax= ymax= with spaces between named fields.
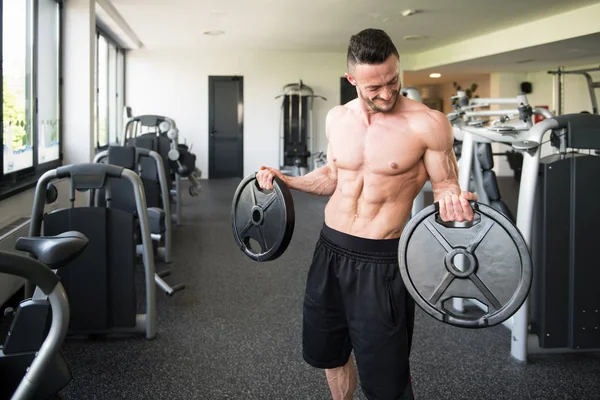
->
xmin=112 ymin=0 xmax=600 ymax=53
xmin=109 ymin=0 xmax=600 ymax=84
xmin=403 ymin=32 xmax=600 ymax=85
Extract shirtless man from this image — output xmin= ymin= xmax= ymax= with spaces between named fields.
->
xmin=257 ymin=28 xmax=476 ymax=400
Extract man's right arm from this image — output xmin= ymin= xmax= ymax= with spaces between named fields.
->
xmin=285 ymin=143 xmax=337 ymax=196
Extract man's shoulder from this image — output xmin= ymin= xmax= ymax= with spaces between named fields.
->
xmin=326 ymin=103 xmax=355 ymax=123
xmin=401 ymin=101 xmax=447 ymax=131
xmin=400 ymin=98 xmax=440 ymax=117
xmin=328 ymin=104 xmax=347 ymax=114
xmin=398 ymin=101 xmax=452 ymax=149
xmin=330 ymin=101 xmax=357 ymax=114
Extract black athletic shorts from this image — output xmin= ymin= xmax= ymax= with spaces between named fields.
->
xmin=302 ymin=224 xmax=416 ymax=400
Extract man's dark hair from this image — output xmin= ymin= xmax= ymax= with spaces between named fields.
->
xmin=347 ymin=29 xmax=399 ymax=71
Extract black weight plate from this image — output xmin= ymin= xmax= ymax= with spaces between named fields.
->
xmin=231 ymin=173 xmax=295 ymax=262
xmin=398 ymin=201 xmax=532 ymax=329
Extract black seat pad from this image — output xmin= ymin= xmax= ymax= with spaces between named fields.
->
xmin=147 ymin=207 xmax=165 ymax=234
xmin=15 ymin=231 xmax=89 ymax=270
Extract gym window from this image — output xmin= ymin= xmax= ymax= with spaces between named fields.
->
xmin=0 ymin=0 xmax=62 ymax=200
xmin=94 ymin=29 xmax=125 ymax=150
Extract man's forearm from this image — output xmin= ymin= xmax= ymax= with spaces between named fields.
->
xmin=286 ymin=166 xmax=337 ymax=196
xmin=432 ymin=180 xmax=462 ymax=203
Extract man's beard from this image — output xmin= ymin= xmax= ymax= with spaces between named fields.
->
xmin=358 ymin=87 xmax=400 ymax=113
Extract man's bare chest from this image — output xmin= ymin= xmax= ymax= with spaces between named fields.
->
xmin=329 ymin=122 xmax=425 ymax=175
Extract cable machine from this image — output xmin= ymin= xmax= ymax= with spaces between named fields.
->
xmin=275 ymin=80 xmax=326 ymax=176
xmin=548 ymin=65 xmax=600 ymax=115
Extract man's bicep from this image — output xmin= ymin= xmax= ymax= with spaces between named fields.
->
xmin=423 ymin=146 xmax=458 ymax=184
xmin=422 ymin=111 xmax=459 ymax=184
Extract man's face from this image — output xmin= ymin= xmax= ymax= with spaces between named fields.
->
xmin=346 ymin=55 xmax=401 ymax=113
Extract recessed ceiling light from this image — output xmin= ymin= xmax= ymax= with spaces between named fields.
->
xmin=403 ymin=35 xmax=427 ymax=41
xmin=203 ymin=30 xmax=225 ymax=36
xmin=429 ymin=73 xmax=441 ymax=78
xmin=402 ymin=9 xmax=417 ymax=17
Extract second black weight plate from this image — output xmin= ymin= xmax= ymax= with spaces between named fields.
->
xmin=398 ymin=201 xmax=533 ymax=329
xmin=231 ymin=173 xmax=295 ymax=262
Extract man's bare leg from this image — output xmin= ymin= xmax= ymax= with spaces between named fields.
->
xmin=325 ymin=357 xmax=358 ymax=400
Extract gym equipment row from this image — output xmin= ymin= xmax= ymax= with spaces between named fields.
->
xmin=447 ymin=92 xmax=600 ymax=361
xmin=119 ymin=110 xmax=203 ymax=225
xmin=1 ymin=113 xmax=202 ymax=398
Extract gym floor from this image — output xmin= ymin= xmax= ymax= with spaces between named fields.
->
xmin=55 ymin=177 xmax=600 ymax=399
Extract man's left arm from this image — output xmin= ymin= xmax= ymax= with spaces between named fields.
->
xmin=421 ymin=110 xmax=476 ymax=222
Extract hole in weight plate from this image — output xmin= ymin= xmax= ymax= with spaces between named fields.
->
xmin=245 ymin=238 xmax=262 ymax=253
xmin=252 ymin=209 xmax=261 ymax=223
xmin=442 ymin=297 xmax=489 ymax=320
xmin=452 ymin=253 xmax=469 ymax=273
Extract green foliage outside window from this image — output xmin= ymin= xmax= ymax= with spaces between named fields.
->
xmin=2 ymin=77 xmax=28 ymax=150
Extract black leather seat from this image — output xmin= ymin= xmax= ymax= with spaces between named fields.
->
xmin=147 ymin=207 xmax=165 ymax=235
xmin=15 ymin=231 xmax=89 ymax=269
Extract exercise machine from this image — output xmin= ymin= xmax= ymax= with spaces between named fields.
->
xmin=449 ymin=91 xmax=554 ymax=212
xmin=94 ymin=147 xmax=186 ymax=296
xmin=548 ymin=65 xmax=600 ymax=115
xmin=122 ymin=114 xmax=180 ymax=226
xmin=446 ymin=92 xmax=551 ymax=313
xmin=452 ymin=109 xmax=600 ymax=362
xmin=121 ymin=112 xmax=203 ymax=225
xmin=0 ymin=231 xmax=88 ymax=399
xmin=450 ymin=91 xmax=549 ymax=180
xmin=94 ymin=146 xmax=174 ymax=264
xmin=28 ymin=163 xmax=158 ymax=340
xmin=275 ymin=80 xmax=326 ymax=176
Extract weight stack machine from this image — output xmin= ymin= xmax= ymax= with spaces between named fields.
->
xmin=530 ymin=114 xmax=600 ymax=352
xmin=276 ymin=81 xmax=326 ymax=176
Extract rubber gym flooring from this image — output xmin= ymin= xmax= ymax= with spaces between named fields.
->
xmin=53 ymin=177 xmax=600 ymax=399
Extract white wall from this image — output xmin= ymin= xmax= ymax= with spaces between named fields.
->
xmin=489 ymin=72 xmax=527 ymax=99
xmin=526 ymin=63 xmax=600 ymax=114
xmin=125 ymin=49 xmax=348 ymax=178
xmin=62 ymin=0 xmax=96 ymax=165
xmin=525 ymin=63 xmax=600 ymax=157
